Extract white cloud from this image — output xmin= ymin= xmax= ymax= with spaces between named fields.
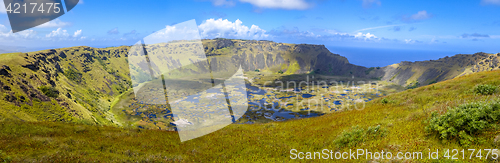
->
xmin=362 ymin=0 xmax=381 ymax=8
xmin=401 ymin=10 xmax=432 ymax=22
xmin=269 ymin=27 xmax=320 ymax=39
xmin=73 ymin=30 xmax=82 ymax=37
xmin=481 ymin=0 xmax=500 ymax=5
xmin=354 ymin=24 xmax=406 ymax=32
xmin=108 ymin=27 xmax=119 ymax=35
xmin=270 ymin=27 xmax=381 ymax=42
xmin=430 ymin=37 xmax=439 ymax=44
xmin=144 ymin=20 xmax=201 ymax=44
xmin=46 ymin=28 xmax=69 ymax=38
xmin=354 ymin=32 xmax=377 ymax=40
xmin=404 ymin=39 xmax=422 ymax=44
xmin=0 ymin=24 xmax=6 ymax=31
xmin=239 ymin=0 xmax=311 ymax=10
xmin=0 ymin=29 xmax=38 ymax=39
xmin=198 ymin=18 xmax=268 ymax=39
xmin=44 ymin=28 xmax=87 ymax=41
xmin=0 ymin=0 xmax=5 ymax=14
xmin=211 ymin=0 xmax=235 ymax=6
xmin=410 ymin=10 xmax=431 ymax=20
xmin=36 ymin=19 xmax=72 ymax=28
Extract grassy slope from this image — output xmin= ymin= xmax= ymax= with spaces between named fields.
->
xmin=1 ymin=70 xmax=500 ymax=162
xmin=379 ymin=53 xmax=500 ymax=87
xmin=0 ymin=46 xmax=132 ymax=126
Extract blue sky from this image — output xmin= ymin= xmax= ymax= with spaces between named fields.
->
xmin=1 ymin=0 xmax=500 ymax=65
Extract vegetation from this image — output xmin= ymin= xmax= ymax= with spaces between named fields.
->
xmin=425 ymin=101 xmax=500 ymax=147
xmin=277 ymin=70 xmax=283 ymax=74
xmin=389 ymin=71 xmax=399 ymax=81
xmin=0 ymin=66 xmax=500 ymax=162
xmin=2 ymin=40 xmax=500 ymax=161
xmin=473 ymin=84 xmax=498 ymax=95
xmin=365 ymin=67 xmax=375 ymax=75
xmin=334 ymin=125 xmax=387 ymax=148
xmin=406 ymin=81 xmax=420 ymax=89
xmin=0 ymin=150 xmax=12 ymax=163
xmin=38 ymin=85 xmax=59 ymax=98
xmin=381 ymin=98 xmax=389 ymax=104
xmin=64 ymin=68 xmax=83 ymax=83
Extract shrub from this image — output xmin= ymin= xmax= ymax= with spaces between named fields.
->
xmin=365 ymin=67 xmax=375 ymax=75
xmin=381 ymin=98 xmax=389 ymax=104
xmin=38 ymin=85 xmax=59 ymax=98
xmin=64 ymin=68 xmax=83 ymax=83
xmin=425 ymin=101 xmax=500 ymax=147
xmin=473 ymin=84 xmax=498 ymax=95
xmin=254 ymin=69 xmax=260 ymax=72
xmin=0 ymin=150 xmax=12 ymax=162
xmin=334 ymin=125 xmax=387 ymax=148
xmin=406 ymin=81 xmax=420 ymax=89
xmin=278 ymin=70 xmax=284 ymax=74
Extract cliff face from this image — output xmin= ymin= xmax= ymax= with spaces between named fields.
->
xmin=200 ymin=39 xmax=368 ymax=77
xmin=372 ymin=52 xmax=500 ymax=87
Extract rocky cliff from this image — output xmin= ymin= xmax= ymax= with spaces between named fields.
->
xmin=371 ymin=52 xmax=500 ymax=87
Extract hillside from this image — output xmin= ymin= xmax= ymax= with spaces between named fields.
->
xmin=1 ymin=66 xmax=499 ymax=162
xmin=372 ymin=52 xmax=500 ymax=87
xmin=1 ymin=39 xmax=499 ymax=127
xmin=0 ymin=39 xmax=370 ymax=126
xmin=0 ymin=46 xmax=132 ymax=125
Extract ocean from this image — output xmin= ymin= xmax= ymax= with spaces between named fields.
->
xmin=326 ymin=46 xmax=464 ymax=68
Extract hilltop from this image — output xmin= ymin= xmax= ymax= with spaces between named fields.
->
xmin=373 ymin=52 xmax=500 ymax=87
xmin=0 ymin=38 xmax=499 ymax=126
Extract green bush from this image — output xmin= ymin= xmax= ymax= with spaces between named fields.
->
xmin=254 ymin=69 xmax=260 ymax=72
xmin=334 ymin=125 xmax=387 ymax=148
xmin=406 ymin=81 xmax=420 ymax=89
xmin=278 ymin=70 xmax=284 ymax=74
xmin=0 ymin=150 xmax=12 ymax=162
xmin=381 ymin=98 xmax=389 ymax=104
xmin=365 ymin=67 xmax=375 ymax=75
xmin=38 ymin=85 xmax=59 ymax=98
xmin=64 ymin=68 xmax=83 ymax=83
xmin=425 ymin=101 xmax=500 ymax=147
xmin=473 ymin=84 xmax=498 ymax=95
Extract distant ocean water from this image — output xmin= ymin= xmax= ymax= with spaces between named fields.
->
xmin=326 ymin=46 xmax=463 ymax=68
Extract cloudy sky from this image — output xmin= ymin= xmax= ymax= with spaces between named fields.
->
xmin=1 ymin=0 xmax=500 ymax=55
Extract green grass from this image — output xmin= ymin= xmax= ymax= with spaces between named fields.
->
xmin=334 ymin=125 xmax=388 ymax=148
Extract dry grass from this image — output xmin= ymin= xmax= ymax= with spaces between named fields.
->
xmin=0 ymin=70 xmax=500 ymax=162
